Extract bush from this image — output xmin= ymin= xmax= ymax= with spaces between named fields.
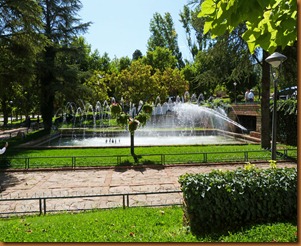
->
xmin=179 ymin=166 xmax=297 ymax=235
xmin=274 ymin=100 xmax=297 ymax=146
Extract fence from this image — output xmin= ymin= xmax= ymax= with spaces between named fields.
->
xmin=0 ymin=190 xmax=183 ymax=218
xmin=0 ymin=148 xmax=297 ymax=170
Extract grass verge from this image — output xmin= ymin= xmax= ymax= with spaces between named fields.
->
xmin=0 ymin=207 xmax=297 ymax=242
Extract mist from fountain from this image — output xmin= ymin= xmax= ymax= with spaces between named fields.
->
xmin=49 ymin=92 xmax=249 ymax=147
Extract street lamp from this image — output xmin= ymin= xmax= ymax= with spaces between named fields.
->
xmin=233 ymin=82 xmax=237 ymax=104
xmin=265 ymin=52 xmax=287 ymax=160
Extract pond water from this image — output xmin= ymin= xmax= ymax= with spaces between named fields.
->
xmin=45 ymin=135 xmax=248 ymax=147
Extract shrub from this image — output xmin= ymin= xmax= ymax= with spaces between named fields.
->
xmin=179 ymin=166 xmax=297 ymax=235
xmin=110 ymin=103 xmax=122 ymax=117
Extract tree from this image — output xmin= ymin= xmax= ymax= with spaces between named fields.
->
xmin=83 ymin=71 xmax=110 ymax=105
xmin=108 ymin=59 xmax=158 ymax=105
xmin=184 ymin=27 xmax=256 ymax=100
xmin=198 ymin=0 xmax=297 ymax=149
xmin=143 ymin=46 xmax=177 ymax=73
xmin=111 ymin=103 xmax=153 ymax=163
xmin=132 ymin=49 xmax=143 ymax=60
xmin=179 ymin=4 xmax=212 ymax=60
xmin=37 ymin=0 xmax=91 ymax=133
xmin=0 ymin=0 xmax=45 ymax=126
xmin=156 ymin=68 xmax=189 ymax=99
xmin=147 ymin=12 xmax=185 ymax=68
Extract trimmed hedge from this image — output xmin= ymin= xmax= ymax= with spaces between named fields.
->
xmin=179 ymin=166 xmax=297 ymax=235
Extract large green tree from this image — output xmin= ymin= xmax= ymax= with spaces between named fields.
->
xmin=108 ymin=59 xmax=188 ymax=106
xmin=147 ymin=12 xmax=185 ymax=68
xmin=143 ymin=46 xmax=177 ymax=73
xmin=179 ymin=4 xmax=213 ymax=60
xmin=0 ymin=0 xmax=45 ymax=126
xmin=37 ymin=0 xmax=91 ymax=132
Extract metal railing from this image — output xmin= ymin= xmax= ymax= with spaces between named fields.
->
xmin=0 ymin=190 xmax=183 ymax=217
xmin=0 ymin=148 xmax=297 ymax=170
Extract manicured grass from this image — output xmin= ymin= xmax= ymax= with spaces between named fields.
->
xmin=3 ymin=144 xmax=296 ymax=169
xmin=0 ymin=207 xmax=297 ymax=242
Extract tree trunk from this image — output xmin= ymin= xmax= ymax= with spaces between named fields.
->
xmin=261 ymin=50 xmax=271 ymax=149
xmin=40 ymin=46 xmax=55 ymax=133
xmin=130 ymin=132 xmax=135 ymax=156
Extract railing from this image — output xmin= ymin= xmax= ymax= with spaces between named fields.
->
xmin=0 ymin=149 xmax=297 ymax=170
xmin=0 ymin=190 xmax=183 ymax=217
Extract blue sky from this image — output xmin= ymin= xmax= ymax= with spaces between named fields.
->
xmin=79 ymin=0 xmax=192 ymax=60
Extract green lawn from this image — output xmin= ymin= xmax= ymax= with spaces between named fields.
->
xmin=2 ymin=144 xmax=296 ymax=169
xmin=0 ymin=207 xmax=297 ymax=242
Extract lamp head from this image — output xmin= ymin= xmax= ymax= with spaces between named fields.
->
xmin=265 ymin=52 xmax=287 ymax=68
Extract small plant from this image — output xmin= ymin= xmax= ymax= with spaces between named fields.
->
xmin=269 ymin=160 xmax=277 ymax=169
xmin=244 ymin=162 xmax=256 ymax=171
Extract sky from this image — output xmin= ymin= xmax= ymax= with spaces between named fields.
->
xmin=79 ymin=0 xmax=193 ymax=61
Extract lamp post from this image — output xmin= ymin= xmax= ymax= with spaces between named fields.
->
xmin=265 ymin=52 xmax=287 ymax=160
xmin=233 ymin=82 xmax=237 ymax=104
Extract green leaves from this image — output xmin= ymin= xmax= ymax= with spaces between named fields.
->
xmin=179 ymin=166 xmax=297 ymax=235
xmin=198 ymin=0 xmax=297 ymax=53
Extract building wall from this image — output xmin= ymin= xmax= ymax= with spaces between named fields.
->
xmin=229 ymin=104 xmax=261 ymax=133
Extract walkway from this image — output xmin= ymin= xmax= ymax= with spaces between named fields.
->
xmin=0 ymin=162 xmax=297 ymax=216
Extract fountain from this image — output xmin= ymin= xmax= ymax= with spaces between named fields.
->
xmin=38 ymin=92 xmax=255 ymax=148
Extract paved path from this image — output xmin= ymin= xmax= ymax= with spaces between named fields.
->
xmin=0 ymin=162 xmax=297 ymax=216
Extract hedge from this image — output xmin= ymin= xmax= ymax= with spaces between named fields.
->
xmin=179 ymin=166 xmax=297 ymax=235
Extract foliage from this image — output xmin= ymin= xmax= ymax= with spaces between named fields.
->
xmin=109 ymin=59 xmax=188 ymax=105
xmin=143 ymin=46 xmax=177 ymax=73
xmin=179 ymin=166 xmax=297 ymax=235
xmin=110 ymin=103 xmax=122 ymax=117
xmin=132 ymin=49 xmax=143 ymax=60
xmin=0 ymin=0 xmax=46 ymax=126
xmin=180 ymin=4 xmax=213 ymax=59
xmin=82 ymin=71 xmax=110 ymax=105
xmin=142 ymin=104 xmax=153 ymax=114
xmin=37 ymin=0 xmax=91 ymax=132
xmin=116 ymin=113 xmax=130 ymax=126
xmin=147 ymin=12 xmax=184 ymax=68
xmin=271 ymin=99 xmax=297 ymax=146
xmin=198 ymin=0 xmax=297 ymax=53
xmin=191 ymin=28 xmax=257 ymax=98
xmin=128 ymin=118 xmax=140 ymax=133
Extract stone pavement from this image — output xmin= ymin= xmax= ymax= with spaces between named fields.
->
xmin=0 ymin=162 xmax=297 ymax=216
